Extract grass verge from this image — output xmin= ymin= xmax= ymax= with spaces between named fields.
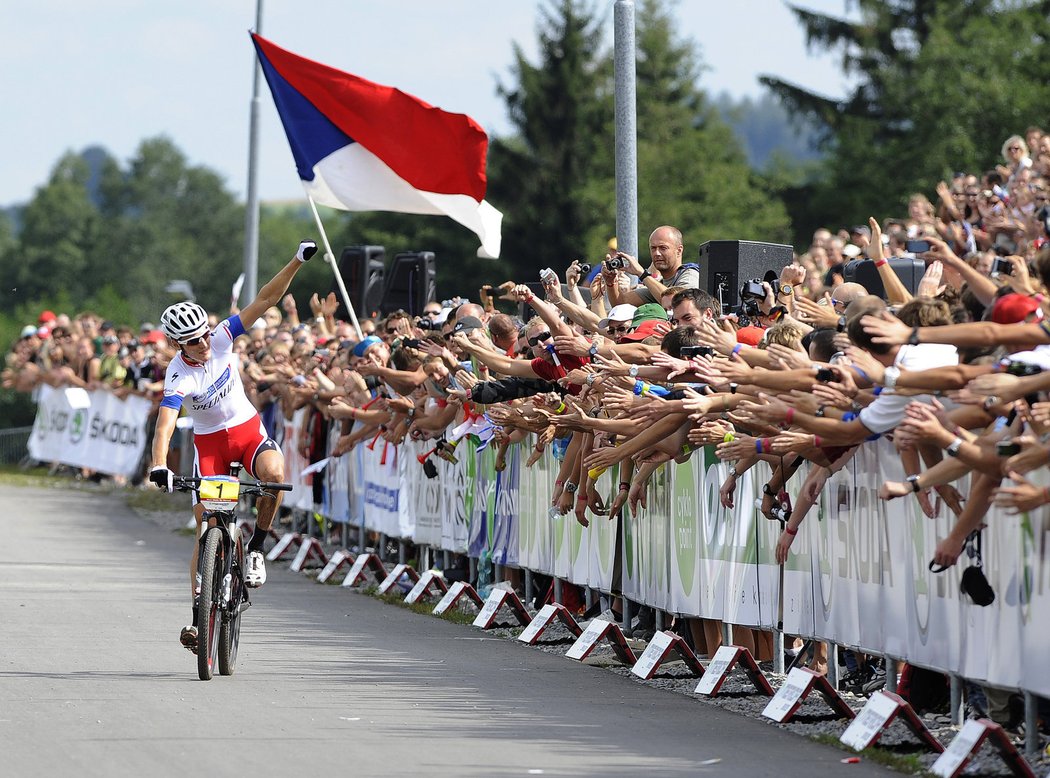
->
xmin=360 ymin=584 xmax=479 ymax=625
xmin=809 ymin=733 xmax=929 ymax=774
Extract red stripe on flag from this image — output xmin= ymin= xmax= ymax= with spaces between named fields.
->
xmin=252 ymin=33 xmax=488 ymax=202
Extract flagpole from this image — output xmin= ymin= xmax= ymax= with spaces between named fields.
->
xmin=305 ymin=194 xmax=364 ymax=340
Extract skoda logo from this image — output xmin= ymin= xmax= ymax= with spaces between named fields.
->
xmin=69 ymin=410 xmax=87 ymax=445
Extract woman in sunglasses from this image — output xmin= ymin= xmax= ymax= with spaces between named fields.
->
xmin=147 ymin=240 xmax=317 ymax=655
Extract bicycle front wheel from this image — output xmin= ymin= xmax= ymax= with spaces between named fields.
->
xmin=218 ymin=525 xmax=243 ymax=676
xmin=196 ymin=528 xmax=223 ymax=681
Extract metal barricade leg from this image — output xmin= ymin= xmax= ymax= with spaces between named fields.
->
xmin=524 ymin=569 xmax=533 ymax=606
xmin=1024 ymin=691 xmax=1038 ymax=758
xmin=773 ymin=629 xmax=785 ymax=675
xmin=828 ymin=643 xmax=840 ymax=690
xmin=950 ymin=675 xmax=963 ymax=726
xmin=885 ymin=657 xmax=898 ymax=694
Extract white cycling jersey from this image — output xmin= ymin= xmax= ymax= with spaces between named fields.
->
xmin=160 ymin=316 xmax=257 ymax=435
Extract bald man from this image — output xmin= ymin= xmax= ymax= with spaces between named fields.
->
xmin=609 ymin=225 xmax=700 ymax=307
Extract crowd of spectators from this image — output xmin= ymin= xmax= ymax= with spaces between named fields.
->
xmin=5 ymin=128 xmax=1050 ymax=731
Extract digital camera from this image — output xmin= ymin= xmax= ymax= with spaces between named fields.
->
xmin=740 ymin=279 xmax=766 ymax=300
xmin=605 ymin=255 xmax=628 ymax=271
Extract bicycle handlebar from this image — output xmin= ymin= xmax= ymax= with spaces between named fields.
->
xmin=171 ymin=476 xmax=293 ymax=493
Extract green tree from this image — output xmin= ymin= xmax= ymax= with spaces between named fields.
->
xmin=762 ymin=0 xmax=1050 ymax=234
xmin=92 ymin=137 xmax=246 ymax=322
xmin=8 ymin=152 xmax=101 ymax=306
xmin=487 ymin=0 xmax=613 ymax=280
xmin=627 ymin=0 xmax=791 ymax=252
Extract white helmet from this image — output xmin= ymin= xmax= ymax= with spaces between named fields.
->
xmin=160 ymin=301 xmax=209 ymax=343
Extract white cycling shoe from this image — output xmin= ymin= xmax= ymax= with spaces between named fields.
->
xmin=245 ymin=551 xmax=267 ymax=588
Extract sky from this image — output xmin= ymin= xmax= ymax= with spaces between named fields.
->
xmin=0 ymin=1 xmax=858 ymax=208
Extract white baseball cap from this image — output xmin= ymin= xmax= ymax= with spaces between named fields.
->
xmin=598 ymin=304 xmax=637 ymax=330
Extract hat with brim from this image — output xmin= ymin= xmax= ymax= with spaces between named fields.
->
xmin=618 ymin=319 xmax=672 ymax=342
xmin=631 ymin=303 xmax=669 ymax=326
xmin=452 ymin=316 xmax=484 ymax=335
xmin=736 ymin=326 xmax=765 ymax=346
xmin=992 ymin=294 xmax=1043 ymax=324
xmin=20 ymin=325 xmax=37 ymax=338
xmin=352 ymin=335 xmax=383 ymax=358
xmin=598 ymin=304 xmax=637 ymax=330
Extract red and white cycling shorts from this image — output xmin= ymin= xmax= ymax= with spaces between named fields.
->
xmin=192 ymin=415 xmax=280 ymax=480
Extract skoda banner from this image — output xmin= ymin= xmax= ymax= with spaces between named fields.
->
xmin=28 ymin=385 xmax=150 ymax=478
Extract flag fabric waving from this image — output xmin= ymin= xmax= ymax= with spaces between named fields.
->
xmin=251 ymin=33 xmax=502 ymax=259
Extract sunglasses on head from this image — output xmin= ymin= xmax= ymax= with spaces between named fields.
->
xmin=528 ymin=331 xmax=552 ymax=347
xmin=181 ymin=331 xmax=211 ymax=346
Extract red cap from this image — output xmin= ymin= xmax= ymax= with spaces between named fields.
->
xmin=619 ymin=319 xmax=673 ymax=342
xmin=735 ymin=325 xmax=765 ymax=346
xmin=143 ymin=329 xmax=167 ymax=344
xmin=991 ymin=294 xmax=1043 ymax=324
xmin=38 ymin=310 xmax=56 ymax=324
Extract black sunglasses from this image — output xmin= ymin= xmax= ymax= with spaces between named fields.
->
xmin=181 ymin=331 xmax=211 ymax=346
xmin=528 ymin=331 xmax=552 ymax=347
xmin=386 ymin=328 xmax=400 ymax=335
xmin=608 ymin=325 xmax=630 ymax=335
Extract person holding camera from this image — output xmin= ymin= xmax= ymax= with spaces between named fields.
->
xmin=607 ymin=225 xmax=699 ymax=307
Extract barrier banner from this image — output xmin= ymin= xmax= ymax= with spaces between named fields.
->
xmin=282 ymin=407 xmax=312 ymax=511
xmin=406 ymin=440 xmax=443 ymax=546
xmin=468 ymin=442 xmax=497 ymax=558
xmin=782 ymin=438 xmax=1050 ymax=698
xmin=362 ymin=438 xmax=401 ymax=537
xmin=490 ymin=444 xmax=520 ymax=566
xmin=517 ymin=451 xmax=556 ymax=575
xmin=324 ymin=425 xmax=350 ymax=524
xmin=28 ymin=385 xmax=150 ymax=478
xmin=439 ymin=437 xmax=473 ymax=553
xmin=583 ymin=464 xmax=618 ymax=593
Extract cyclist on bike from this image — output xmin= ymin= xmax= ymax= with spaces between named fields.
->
xmin=149 ymin=240 xmax=317 ymax=653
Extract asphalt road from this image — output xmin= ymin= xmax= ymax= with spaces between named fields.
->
xmin=0 ymin=483 xmax=894 ymax=778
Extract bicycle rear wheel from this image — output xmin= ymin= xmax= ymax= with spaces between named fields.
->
xmin=218 ymin=525 xmax=244 ymax=676
xmin=196 ymin=528 xmax=223 ymax=681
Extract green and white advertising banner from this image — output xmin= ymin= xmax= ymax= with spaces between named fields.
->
xmin=28 ymin=385 xmax=151 ymax=478
xmin=316 ymin=426 xmax=1050 ymax=697
xmin=782 ymin=437 xmax=1050 ymax=697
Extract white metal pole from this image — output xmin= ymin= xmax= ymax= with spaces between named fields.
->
xmin=613 ymin=0 xmax=639 ymax=259
xmin=305 ymin=194 xmax=364 ymax=340
xmin=242 ymin=0 xmax=264 ymax=304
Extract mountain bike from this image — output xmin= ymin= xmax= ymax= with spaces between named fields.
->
xmin=172 ymin=467 xmax=292 ymax=681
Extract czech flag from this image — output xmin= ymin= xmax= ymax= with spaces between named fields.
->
xmin=251 ymin=33 xmax=503 ymax=259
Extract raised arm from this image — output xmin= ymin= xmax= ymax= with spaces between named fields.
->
xmin=239 ymin=241 xmax=317 ymax=326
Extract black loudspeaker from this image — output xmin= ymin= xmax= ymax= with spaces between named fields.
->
xmin=380 ymin=251 xmax=436 ymax=316
xmin=336 ymin=246 xmax=385 ymax=320
xmin=698 ymin=240 xmax=794 ymax=311
xmin=843 ymin=258 xmax=926 ymax=298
